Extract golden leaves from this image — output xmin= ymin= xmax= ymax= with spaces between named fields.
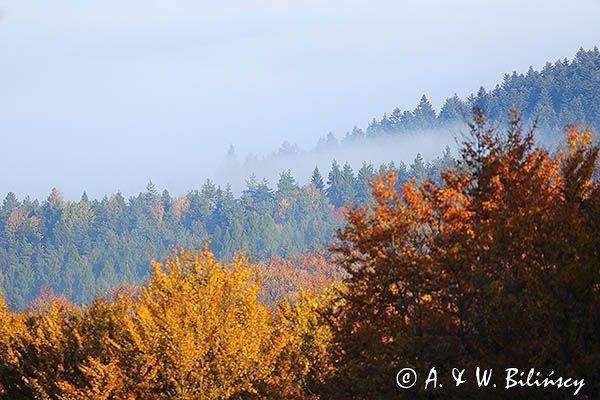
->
xmin=0 ymin=248 xmax=334 ymax=399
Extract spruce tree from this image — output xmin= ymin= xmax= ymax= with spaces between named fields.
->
xmin=326 ymin=161 xmax=343 ymax=207
xmin=413 ymin=95 xmax=436 ymax=129
xmin=277 ymin=170 xmax=298 ymax=198
xmin=311 ymin=167 xmax=325 ymax=191
xmin=356 ymin=162 xmax=375 ymax=205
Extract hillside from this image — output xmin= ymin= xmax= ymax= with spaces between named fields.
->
xmin=322 ymin=47 xmax=600 ymax=142
xmin=1 ymin=48 xmax=599 ymax=307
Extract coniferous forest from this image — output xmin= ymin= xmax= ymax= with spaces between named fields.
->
xmin=322 ymin=47 xmax=600 ymax=142
xmin=2 ymin=48 xmax=599 ymax=308
xmin=0 ymin=47 xmax=599 ymax=399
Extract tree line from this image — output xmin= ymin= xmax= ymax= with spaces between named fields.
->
xmin=0 ymin=112 xmax=597 ymax=399
xmin=310 ymin=48 xmax=600 ymax=147
xmin=4 ymin=47 xmax=598 ymax=308
xmin=0 ymin=151 xmax=452 ymax=307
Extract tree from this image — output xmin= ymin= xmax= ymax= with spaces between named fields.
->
xmin=343 ymin=126 xmax=365 ymax=142
xmin=388 ymin=107 xmax=402 ymax=131
xmin=227 ymin=144 xmax=236 ymax=158
xmin=379 ymin=113 xmax=393 ymax=134
xmin=409 ymin=152 xmax=428 ymax=182
xmin=134 ymin=248 xmax=284 ymax=399
xmin=339 ymin=163 xmax=357 ymax=206
xmin=277 ymin=170 xmax=298 ymax=199
xmin=316 ymin=132 xmax=338 ymax=151
xmin=266 ymin=287 xmax=339 ymax=399
xmin=0 ymin=288 xmax=24 ymax=398
xmin=145 ymin=181 xmax=157 ymax=198
xmin=413 ymin=94 xmax=436 ymax=129
xmin=366 ymin=118 xmax=379 ymax=136
xmin=328 ymin=109 xmax=600 ymax=398
xmin=534 ymin=87 xmax=558 ymax=130
xmin=355 ymin=162 xmax=376 ymax=205
xmin=326 ymin=161 xmax=343 ymax=207
xmin=439 ymin=94 xmax=465 ymax=123
xmin=311 ymin=167 xmax=325 ymax=191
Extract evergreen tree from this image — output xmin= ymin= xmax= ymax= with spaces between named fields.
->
xmin=413 ymin=94 xmax=436 ymax=129
xmin=366 ymin=118 xmax=379 ymax=136
xmin=311 ymin=167 xmax=325 ymax=191
xmin=438 ymin=94 xmax=465 ymax=123
xmin=378 ymin=113 xmax=393 ymax=134
xmin=388 ymin=107 xmax=402 ymax=131
xmin=326 ymin=161 xmax=343 ymax=207
xmin=227 ymin=144 xmax=236 ymax=157
xmin=145 ymin=181 xmax=157 ymax=197
xmin=533 ymin=87 xmax=558 ymax=130
xmin=276 ymin=170 xmax=298 ymax=199
xmin=410 ymin=153 xmax=428 ymax=182
xmin=355 ymin=162 xmax=375 ymax=205
xmin=339 ymin=163 xmax=357 ymax=206
xmin=400 ymin=110 xmax=414 ymax=131
xmin=316 ymin=132 xmax=338 ymax=151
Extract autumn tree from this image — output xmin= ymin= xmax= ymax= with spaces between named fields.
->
xmin=328 ymin=109 xmax=600 ymax=399
xmin=262 ymin=286 xmax=339 ymax=399
xmin=56 ymin=294 xmax=156 ymax=400
xmin=0 ymin=249 xmax=337 ymax=399
xmin=132 ymin=247 xmax=283 ymax=399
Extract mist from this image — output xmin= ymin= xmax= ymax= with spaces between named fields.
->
xmin=1 ymin=1 xmax=599 ymax=200
xmin=213 ymin=126 xmax=460 ymax=194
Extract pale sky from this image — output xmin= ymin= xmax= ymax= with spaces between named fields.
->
xmin=1 ymin=1 xmax=599 ymax=199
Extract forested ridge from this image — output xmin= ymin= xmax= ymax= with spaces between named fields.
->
xmin=1 ymin=48 xmax=599 ymax=308
xmin=315 ymin=47 xmax=600 ymax=145
xmin=0 ymin=153 xmax=452 ymax=307
xmin=0 ymin=113 xmax=597 ymax=399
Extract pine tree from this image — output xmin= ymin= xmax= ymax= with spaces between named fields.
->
xmin=410 ymin=153 xmax=428 ymax=182
xmin=227 ymin=144 xmax=236 ymax=157
xmin=533 ymin=87 xmax=558 ymax=130
xmin=379 ymin=113 xmax=393 ymax=134
xmin=388 ymin=107 xmax=402 ymax=132
xmin=145 ymin=181 xmax=157 ymax=197
xmin=366 ymin=118 xmax=379 ymax=136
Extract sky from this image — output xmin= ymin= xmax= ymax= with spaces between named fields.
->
xmin=1 ymin=0 xmax=599 ymax=199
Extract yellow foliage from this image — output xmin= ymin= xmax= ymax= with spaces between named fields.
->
xmin=133 ymin=247 xmax=282 ymax=399
xmin=0 ymin=249 xmax=330 ymax=399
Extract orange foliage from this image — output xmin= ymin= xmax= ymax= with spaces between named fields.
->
xmin=255 ymin=251 xmax=344 ymax=306
xmin=329 ymin=111 xmax=600 ymax=397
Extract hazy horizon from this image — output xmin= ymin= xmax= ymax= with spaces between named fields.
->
xmin=1 ymin=1 xmax=599 ymax=199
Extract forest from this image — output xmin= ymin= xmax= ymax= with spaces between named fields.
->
xmin=0 ymin=111 xmax=598 ymax=399
xmin=333 ymin=47 xmax=600 ymax=142
xmin=0 ymin=48 xmax=599 ymax=399
xmin=2 ymin=48 xmax=600 ymax=308
xmin=0 ymin=151 xmax=452 ymax=307
xmin=0 ymin=145 xmax=454 ymax=307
